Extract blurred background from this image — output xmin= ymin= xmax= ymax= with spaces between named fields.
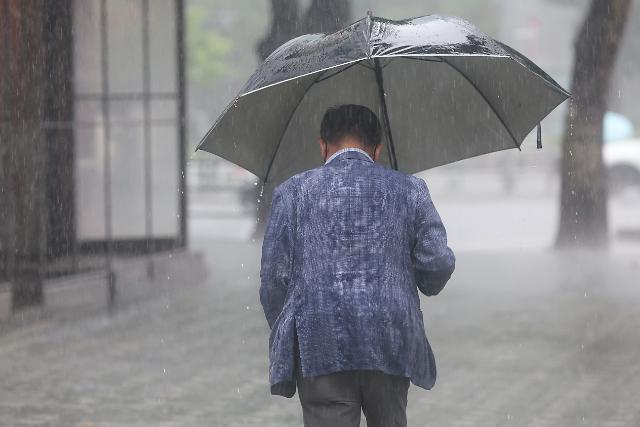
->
xmin=1 ymin=1 xmax=639 ymax=426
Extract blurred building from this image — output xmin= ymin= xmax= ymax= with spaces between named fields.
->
xmin=0 ymin=0 xmax=187 ymax=310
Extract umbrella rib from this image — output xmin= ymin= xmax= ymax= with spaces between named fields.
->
xmin=441 ymin=58 xmax=521 ymax=151
xmin=264 ymin=60 xmax=374 ymax=181
xmin=314 ymin=60 xmax=365 ymax=83
xmin=373 ymin=57 xmax=399 ymax=170
xmin=262 ymin=78 xmax=317 ymax=183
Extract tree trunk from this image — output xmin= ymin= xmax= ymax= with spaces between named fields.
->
xmin=0 ymin=0 xmax=48 ymax=308
xmin=257 ymin=0 xmax=300 ymax=61
xmin=253 ymin=0 xmax=352 ymax=237
xmin=556 ymin=0 xmax=632 ymax=249
xmin=43 ymin=0 xmax=74 ymax=260
xmin=301 ymin=0 xmax=353 ymax=34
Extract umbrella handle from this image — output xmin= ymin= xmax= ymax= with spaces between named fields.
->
xmin=537 ymin=123 xmax=542 ymax=149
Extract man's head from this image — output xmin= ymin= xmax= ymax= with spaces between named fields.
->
xmin=318 ymin=104 xmax=383 ymax=162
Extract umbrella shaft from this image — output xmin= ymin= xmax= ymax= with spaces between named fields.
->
xmin=374 ymin=58 xmax=399 ymax=170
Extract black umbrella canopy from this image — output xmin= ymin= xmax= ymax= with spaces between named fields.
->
xmin=197 ymin=14 xmax=570 ymax=184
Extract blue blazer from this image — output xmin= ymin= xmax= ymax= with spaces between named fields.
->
xmin=260 ymin=149 xmax=455 ymax=397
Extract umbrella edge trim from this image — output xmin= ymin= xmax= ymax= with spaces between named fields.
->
xmin=239 ymin=58 xmax=368 ymax=98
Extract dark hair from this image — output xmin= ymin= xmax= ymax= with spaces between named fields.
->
xmin=320 ymin=104 xmax=382 ymax=148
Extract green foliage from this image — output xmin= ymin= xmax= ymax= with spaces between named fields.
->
xmin=186 ymin=5 xmax=232 ymax=87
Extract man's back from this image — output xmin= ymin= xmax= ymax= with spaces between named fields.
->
xmin=260 ymin=149 xmax=455 ymax=398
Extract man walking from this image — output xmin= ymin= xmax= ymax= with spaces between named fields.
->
xmin=260 ymin=104 xmax=455 ymax=427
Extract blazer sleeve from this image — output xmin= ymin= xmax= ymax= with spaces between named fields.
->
xmin=412 ymin=178 xmax=455 ymax=296
xmin=259 ymin=185 xmax=294 ymax=329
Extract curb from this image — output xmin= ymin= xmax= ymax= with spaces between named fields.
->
xmin=0 ymin=250 xmax=208 ymax=331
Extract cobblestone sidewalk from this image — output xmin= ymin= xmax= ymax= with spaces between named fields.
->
xmin=1 ymin=242 xmax=640 ymax=426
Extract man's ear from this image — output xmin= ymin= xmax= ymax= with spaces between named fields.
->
xmin=374 ymin=144 xmax=383 ymax=162
xmin=318 ymin=138 xmax=327 ymax=161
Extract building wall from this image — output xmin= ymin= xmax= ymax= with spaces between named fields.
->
xmin=0 ymin=0 xmax=187 ymax=307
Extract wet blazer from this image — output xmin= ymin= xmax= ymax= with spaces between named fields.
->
xmin=260 ymin=149 xmax=455 ymax=397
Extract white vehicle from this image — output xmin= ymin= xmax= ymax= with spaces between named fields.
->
xmin=604 ymin=138 xmax=640 ymax=193
xmin=603 ymin=112 xmax=639 ymax=193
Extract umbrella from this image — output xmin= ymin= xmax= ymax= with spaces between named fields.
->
xmin=196 ymin=14 xmax=570 ymax=184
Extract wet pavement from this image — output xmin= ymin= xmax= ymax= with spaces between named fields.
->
xmin=1 ymin=238 xmax=640 ymax=426
xmin=3 ymin=168 xmax=640 ymax=426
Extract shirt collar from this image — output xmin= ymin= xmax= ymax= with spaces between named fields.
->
xmin=324 ymin=147 xmax=374 ymax=165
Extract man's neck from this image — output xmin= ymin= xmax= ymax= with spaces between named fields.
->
xmin=325 ymin=138 xmax=373 ymax=160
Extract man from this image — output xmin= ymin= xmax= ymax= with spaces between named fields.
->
xmin=260 ymin=104 xmax=455 ymax=427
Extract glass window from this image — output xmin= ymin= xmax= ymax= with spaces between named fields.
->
xmin=74 ymin=100 xmax=104 ymax=126
xmin=106 ymin=0 xmax=143 ymax=94
xmin=149 ymin=0 xmax=177 ymax=93
xmin=109 ymin=100 xmax=144 ymax=125
xmin=151 ymin=125 xmax=179 ymax=236
xmin=74 ymin=125 xmax=106 ymax=240
xmin=110 ymin=124 xmax=146 ymax=238
xmin=72 ymin=0 xmax=182 ymax=245
xmin=151 ymin=99 xmax=177 ymax=122
xmin=72 ymin=0 xmax=102 ymax=94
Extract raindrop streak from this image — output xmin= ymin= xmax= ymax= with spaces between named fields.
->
xmin=568 ymin=98 xmax=576 ymax=137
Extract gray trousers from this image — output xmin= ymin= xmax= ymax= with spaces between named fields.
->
xmin=295 ymin=354 xmax=410 ymax=427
